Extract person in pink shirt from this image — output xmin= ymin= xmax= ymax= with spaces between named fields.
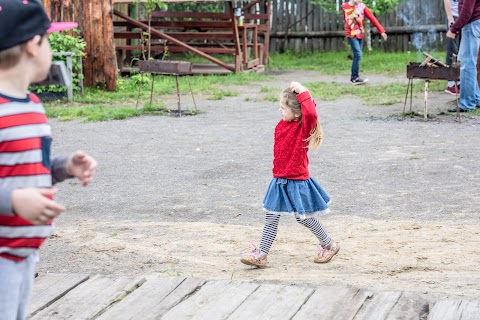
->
xmin=342 ymin=0 xmax=388 ymax=85
xmin=240 ymin=82 xmax=339 ymax=269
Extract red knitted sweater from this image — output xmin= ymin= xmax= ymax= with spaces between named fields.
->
xmin=272 ymin=91 xmax=317 ymax=180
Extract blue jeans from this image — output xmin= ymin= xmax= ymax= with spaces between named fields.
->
xmin=348 ymin=37 xmax=363 ymax=80
xmin=0 ymin=253 xmax=38 ymax=320
xmin=458 ymin=19 xmax=480 ymax=110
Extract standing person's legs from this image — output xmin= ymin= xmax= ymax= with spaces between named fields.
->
xmin=348 ymin=37 xmax=363 ymax=81
xmin=0 ymin=253 xmax=37 ymax=320
xmin=446 ymin=19 xmax=461 ymax=90
xmin=458 ymin=21 xmax=480 ymax=110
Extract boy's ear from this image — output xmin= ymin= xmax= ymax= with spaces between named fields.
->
xmin=23 ymin=35 xmax=43 ymax=57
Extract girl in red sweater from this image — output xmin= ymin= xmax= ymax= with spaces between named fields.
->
xmin=240 ymin=82 xmax=339 ymax=268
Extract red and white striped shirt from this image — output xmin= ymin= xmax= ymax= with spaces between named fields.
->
xmin=0 ymin=92 xmax=54 ymax=262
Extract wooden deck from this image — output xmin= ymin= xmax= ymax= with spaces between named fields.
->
xmin=27 ymin=273 xmax=480 ymax=319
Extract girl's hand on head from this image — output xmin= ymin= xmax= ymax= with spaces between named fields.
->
xmin=290 ymin=82 xmax=307 ymax=94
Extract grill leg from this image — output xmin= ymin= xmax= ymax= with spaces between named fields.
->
xmin=424 ymin=80 xmax=429 ymax=121
xmin=403 ymin=78 xmax=411 ymax=119
xmin=136 ymin=73 xmax=143 ymax=109
xmin=149 ymin=74 xmax=155 ymax=107
xmin=187 ymin=76 xmax=198 ymax=112
xmin=454 ymin=81 xmax=461 ymax=123
xmin=176 ymin=74 xmax=181 ymax=116
xmin=409 ymin=79 xmax=413 ymax=113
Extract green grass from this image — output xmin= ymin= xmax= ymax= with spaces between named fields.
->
xmin=268 ymin=50 xmax=446 ymax=75
xmin=45 ymin=72 xmax=270 ymax=121
xmin=303 ymin=80 xmax=446 ymax=106
xmin=44 ymin=49 xmax=472 ymax=122
xmin=209 ymin=89 xmax=239 ymax=100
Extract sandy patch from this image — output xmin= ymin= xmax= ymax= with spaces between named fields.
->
xmin=40 ymin=215 xmax=480 ymax=302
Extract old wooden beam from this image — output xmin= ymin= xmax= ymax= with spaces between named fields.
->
xmin=31 ymin=275 xmax=146 ymax=319
xmin=228 ymin=284 xmax=314 ymax=320
xmin=97 ymin=277 xmax=206 ymax=319
xmin=161 ymin=280 xmax=259 ymax=319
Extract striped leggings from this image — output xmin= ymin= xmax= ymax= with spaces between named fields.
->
xmin=259 ymin=212 xmax=332 ymax=255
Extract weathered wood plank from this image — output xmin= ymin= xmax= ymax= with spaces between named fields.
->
xmin=30 ymin=275 xmax=145 ymax=320
xmin=387 ymin=291 xmax=428 ymax=319
xmin=354 ymin=291 xmax=427 ymax=320
xmin=354 ymin=291 xmax=401 ymax=320
xmin=97 ymin=276 xmax=205 ymax=320
xmin=29 ymin=273 xmax=89 ymax=317
xmin=292 ymin=286 xmax=373 ymax=320
xmin=228 ymin=283 xmax=314 ymax=320
xmin=161 ymin=280 xmax=259 ymax=320
xmin=428 ymin=300 xmax=480 ymax=320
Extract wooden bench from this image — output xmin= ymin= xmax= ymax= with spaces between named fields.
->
xmin=113 ymin=9 xmax=265 ymax=73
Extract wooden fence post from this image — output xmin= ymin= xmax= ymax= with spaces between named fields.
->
xmin=43 ymin=0 xmax=117 ymax=91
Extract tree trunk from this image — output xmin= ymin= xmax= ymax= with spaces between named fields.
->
xmin=43 ymin=0 xmax=117 ymax=91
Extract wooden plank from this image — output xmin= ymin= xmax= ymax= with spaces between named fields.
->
xmin=115 ymin=45 xmax=236 ymax=54
xmin=354 ymin=291 xmax=427 ymax=320
xmin=97 ymin=277 xmax=205 ymax=320
xmin=113 ymin=20 xmax=234 ymax=29
xmin=114 ymin=0 xmax=227 ymax=2
xmin=385 ymin=291 xmax=428 ymax=319
xmin=151 ymin=11 xmax=231 ymax=19
xmin=114 ymin=31 xmax=235 ymax=41
xmin=428 ymin=300 xmax=480 ymax=320
xmin=247 ymin=58 xmax=260 ymax=69
xmin=228 ymin=283 xmax=314 ymax=320
xmin=161 ymin=280 xmax=259 ymax=320
xmin=354 ymin=292 xmax=402 ymax=320
xmin=31 ymin=275 xmax=145 ymax=320
xmin=29 ymin=274 xmax=89 ymax=317
xmin=292 ymin=286 xmax=372 ymax=320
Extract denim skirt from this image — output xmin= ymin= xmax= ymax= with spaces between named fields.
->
xmin=262 ymin=177 xmax=331 ymax=219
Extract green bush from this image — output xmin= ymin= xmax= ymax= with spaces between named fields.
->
xmin=33 ymin=30 xmax=86 ymax=94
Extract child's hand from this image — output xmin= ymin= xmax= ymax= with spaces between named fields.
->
xmin=381 ymin=33 xmax=388 ymax=41
xmin=12 ymin=188 xmax=65 ymax=225
xmin=67 ymin=151 xmax=97 ymax=186
xmin=290 ymin=82 xmax=307 ymax=94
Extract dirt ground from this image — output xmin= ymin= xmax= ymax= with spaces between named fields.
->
xmin=39 ymin=70 xmax=480 ymax=303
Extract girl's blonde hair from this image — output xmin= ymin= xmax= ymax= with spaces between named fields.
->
xmin=281 ymin=88 xmax=323 ymax=149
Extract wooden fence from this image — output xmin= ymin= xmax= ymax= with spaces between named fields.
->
xmin=270 ymin=0 xmax=449 ymax=52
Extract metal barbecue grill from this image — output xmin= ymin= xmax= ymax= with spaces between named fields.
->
xmin=138 ymin=60 xmax=197 ymax=114
xmin=404 ymin=52 xmax=460 ymax=121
